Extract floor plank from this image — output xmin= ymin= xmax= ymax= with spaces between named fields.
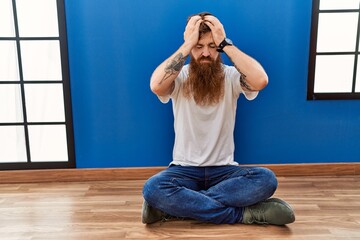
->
xmin=0 ymin=176 xmax=360 ymax=239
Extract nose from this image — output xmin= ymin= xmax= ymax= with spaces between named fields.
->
xmin=201 ymin=47 xmax=210 ymax=57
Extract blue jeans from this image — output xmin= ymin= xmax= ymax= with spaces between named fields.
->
xmin=142 ymin=165 xmax=278 ymax=224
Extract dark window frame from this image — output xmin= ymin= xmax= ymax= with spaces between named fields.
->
xmin=0 ymin=0 xmax=75 ymax=170
xmin=307 ymin=0 xmax=360 ymax=100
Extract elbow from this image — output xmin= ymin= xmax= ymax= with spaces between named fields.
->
xmin=150 ymin=79 xmax=164 ymax=96
xmin=150 ymin=81 xmax=159 ymax=95
xmin=261 ymin=74 xmax=269 ymax=89
xmin=150 ymin=74 xmax=174 ymax=96
xmin=255 ymin=73 xmax=268 ymax=91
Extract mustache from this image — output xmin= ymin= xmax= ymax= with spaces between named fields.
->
xmin=198 ymin=56 xmax=213 ymax=61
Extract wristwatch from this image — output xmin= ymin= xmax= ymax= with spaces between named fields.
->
xmin=217 ymin=38 xmax=233 ymax=52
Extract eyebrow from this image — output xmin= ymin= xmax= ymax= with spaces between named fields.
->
xmin=197 ymin=43 xmax=216 ymax=47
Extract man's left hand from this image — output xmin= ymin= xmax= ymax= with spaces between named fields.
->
xmin=203 ymin=15 xmax=226 ymax=47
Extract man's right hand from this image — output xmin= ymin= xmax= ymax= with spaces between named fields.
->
xmin=183 ymin=15 xmax=202 ymax=51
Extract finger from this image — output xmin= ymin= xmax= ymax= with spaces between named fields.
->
xmin=203 ymin=20 xmax=214 ymax=29
xmin=203 ymin=20 xmax=226 ymax=45
xmin=184 ymin=17 xmax=202 ymax=42
xmin=204 ymin=15 xmax=221 ymax=25
xmin=187 ymin=15 xmax=202 ymax=26
xmin=194 ymin=18 xmax=202 ymax=28
xmin=203 ymin=21 xmax=216 ymax=35
xmin=185 ymin=17 xmax=201 ymax=33
xmin=185 ymin=17 xmax=201 ymax=35
xmin=204 ymin=17 xmax=225 ymax=34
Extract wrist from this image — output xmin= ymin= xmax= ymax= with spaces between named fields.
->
xmin=181 ymin=41 xmax=194 ymax=55
xmin=217 ymin=38 xmax=233 ymax=52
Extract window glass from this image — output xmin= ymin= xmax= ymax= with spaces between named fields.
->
xmin=28 ymin=125 xmax=68 ymax=162
xmin=314 ymin=55 xmax=354 ymax=93
xmin=317 ymin=13 xmax=358 ymax=52
xmin=356 ymin=61 xmax=360 ymax=92
xmin=0 ymin=0 xmax=15 ymax=37
xmin=20 ymin=40 xmax=62 ymax=81
xmin=0 ymin=84 xmax=23 ymax=122
xmin=319 ymin=0 xmax=360 ymax=10
xmin=25 ymin=84 xmax=65 ymax=122
xmin=16 ymin=0 xmax=59 ymax=37
xmin=0 ymin=41 xmax=19 ymax=81
xmin=0 ymin=126 xmax=27 ymax=163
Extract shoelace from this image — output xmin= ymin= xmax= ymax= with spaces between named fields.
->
xmin=248 ymin=204 xmax=269 ymax=225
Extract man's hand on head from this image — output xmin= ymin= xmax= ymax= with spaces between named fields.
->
xmin=183 ymin=15 xmax=202 ymax=50
xmin=203 ymin=15 xmax=226 ymax=47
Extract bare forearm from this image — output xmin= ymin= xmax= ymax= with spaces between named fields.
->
xmin=150 ymin=43 xmax=192 ymax=96
xmin=224 ymin=45 xmax=268 ymax=91
xmin=150 ymin=15 xmax=203 ymax=96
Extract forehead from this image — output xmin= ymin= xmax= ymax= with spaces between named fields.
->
xmin=198 ymin=32 xmax=215 ymax=45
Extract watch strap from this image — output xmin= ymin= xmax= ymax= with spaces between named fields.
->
xmin=217 ymin=38 xmax=232 ymax=52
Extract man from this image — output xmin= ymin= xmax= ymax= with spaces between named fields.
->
xmin=142 ymin=12 xmax=295 ymax=225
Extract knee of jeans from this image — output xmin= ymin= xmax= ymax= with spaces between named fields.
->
xmin=142 ymin=174 xmax=167 ymax=205
xmin=260 ymin=167 xmax=278 ymax=192
xmin=142 ymin=176 xmax=157 ymax=202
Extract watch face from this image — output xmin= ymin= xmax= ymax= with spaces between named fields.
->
xmin=225 ymin=38 xmax=233 ymax=45
xmin=217 ymin=38 xmax=233 ymax=52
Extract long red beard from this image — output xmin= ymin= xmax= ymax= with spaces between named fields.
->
xmin=183 ymin=55 xmax=224 ymax=106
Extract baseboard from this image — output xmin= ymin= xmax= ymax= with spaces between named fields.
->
xmin=1 ymin=163 xmax=359 ymax=184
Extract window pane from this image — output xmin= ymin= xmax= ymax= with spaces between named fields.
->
xmin=0 ymin=41 xmax=19 ymax=81
xmin=356 ymin=61 xmax=360 ymax=92
xmin=320 ymin=0 xmax=360 ymax=10
xmin=0 ymin=84 xmax=23 ymax=122
xmin=314 ymin=55 xmax=354 ymax=93
xmin=317 ymin=13 xmax=358 ymax=52
xmin=25 ymin=84 xmax=65 ymax=122
xmin=28 ymin=125 xmax=68 ymax=162
xmin=20 ymin=40 xmax=62 ymax=81
xmin=0 ymin=0 xmax=15 ymax=37
xmin=16 ymin=0 xmax=59 ymax=37
xmin=0 ymin=126 xmax=27 ymax=163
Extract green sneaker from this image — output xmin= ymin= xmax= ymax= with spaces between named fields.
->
xmin=141 ymin=200 xmax=167 ymax=224
xmin=242 ymin=198 xmax=295 ymax=225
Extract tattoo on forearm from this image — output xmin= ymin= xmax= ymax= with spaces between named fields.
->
xmin=235 ymin=65 xmax=253 ymax=91
xmin=159 ymin=53 xmax=186 ymax=85
xmin=240 ymin=73 xmax=253 ymax=91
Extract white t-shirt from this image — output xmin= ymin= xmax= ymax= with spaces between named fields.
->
xmin=159 ymin=64 xmax=258 ymax=166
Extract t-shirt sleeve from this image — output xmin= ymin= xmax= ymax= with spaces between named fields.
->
xmin=227 ymin=66 xmax=258 ymax=100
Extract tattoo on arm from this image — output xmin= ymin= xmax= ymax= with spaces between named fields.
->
xmin=235 ymin=65 xmax=254 ymax=91
xmin=159 ymin=53 xmax=186 ymax=85
xmin=240 ymin=73 xmax=254 ymax=91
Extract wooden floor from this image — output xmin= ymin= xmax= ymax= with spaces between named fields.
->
xmin=1 ymin=175 xmax=360 ymax=239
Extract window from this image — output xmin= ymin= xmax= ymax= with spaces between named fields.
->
xmin=308 ymin=0 xmax=360 ymax=100
xmin=0 ymin=0 xmax=75 ymax=170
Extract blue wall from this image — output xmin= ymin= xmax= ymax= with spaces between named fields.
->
xmin=65 ymin=0 xmax=360 ymax=168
